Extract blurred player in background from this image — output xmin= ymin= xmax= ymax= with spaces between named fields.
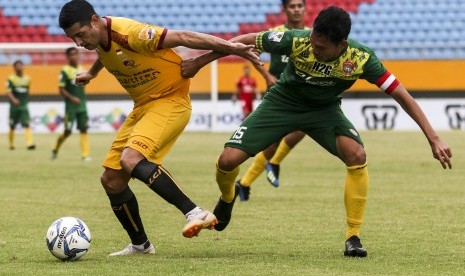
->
xmin=52 ymin=47 xmax=91 ymax=161
xmin=6 ymin=60 xmax=35 ymax=150
xmin=237 ymin=0 xmax=309 ymax=200
xmin=59 ymin=0 xmax=261 ymax=256
xmin=182 ymin=6 xmax=452 ymax=258
xmin=234 ymin=64 xmax=259 ymax=120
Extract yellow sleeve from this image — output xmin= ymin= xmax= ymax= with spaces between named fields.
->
xmin=128 ymin=22 xmax=168 ymax=56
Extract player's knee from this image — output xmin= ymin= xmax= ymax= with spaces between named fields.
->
xmin=64 ymin=130 xmax=72 ymax=137
xmin=100 ymin=170 xmax=127 ymax=194
xmin=217 ymin=151 xmax=243 ymax=171
xmin=345 ymin=147 xmax=366 ymax=166
xmin=120 ymin=148 xmax=145 ymax=175
xmin=217 ymin=154 xmax=234 ymax=171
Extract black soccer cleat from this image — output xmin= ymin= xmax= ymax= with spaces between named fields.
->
xmin=265 ymin=162 xmax=280 ymax=187
xmin=344 ymin=236 xmax=367 ymax=257
xmin=213 ymin=182 xmax=240 ymax=231
xmin=27 ymin=145 xmax=36 ymax=150
xmin=237 ymin=180 xmax=250 ymax=202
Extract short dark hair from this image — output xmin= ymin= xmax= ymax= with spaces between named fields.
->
xmin=281 ymin=0 xmax=306 ymax=7
xmin=66 ymin=47 xmax=78 ymax=56
xmin=313 ymin=6 xmax=351 ymax=44
xmin=59 ymin=0 xmax=97 ymax=29
xmin=13 ymin=60 xmax=23 ymax=67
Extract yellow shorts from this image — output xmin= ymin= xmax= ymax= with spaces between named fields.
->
xmin=102 ymin=98 xmax=192 ymax=169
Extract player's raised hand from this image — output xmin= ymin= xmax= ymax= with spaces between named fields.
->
xmin=181 ymin=58 xmax=201 ymax=79
xmin=230 ymin=43 xmax=262 ymax=67
xmin=430 ymin=138 xmax=452 ymax=169
xmin=75 ymin=72 xmax=94 ymax=86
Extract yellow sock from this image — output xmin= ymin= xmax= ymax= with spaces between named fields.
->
xmin=216 ymin=163 xmax=240 ymax=203
xmin=8 ymin=130 xmax=14 ymax=148
xmin=344 ymin=163 xmax=369 ymax=240
xmin=25 ymin=127 xmax=33 ymax=146
xmin=240 ymin=152 xmax=266 ymax=187
xmin=80 ymin=133 xmax=90 ymax=157
xmin=54 ymin=133 xmax=68 ymax=152
xmin=270 ymin=139 xmax=291 ymax=164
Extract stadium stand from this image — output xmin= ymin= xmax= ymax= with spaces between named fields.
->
xmin=0 ymin=0 xmax=464 ymax=63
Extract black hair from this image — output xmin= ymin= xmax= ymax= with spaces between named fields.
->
xmin=59 ymin=0 xmax=98 ymax=29
xmin=281 ymin=0 xmax=306 ymax=7
xmin=13 ymin=60 xmax=23 ymax=67
xmin=313 ymin=6 xmax=351 ymax=44
xmin=66 ymin=47 xmax=78 ymax=55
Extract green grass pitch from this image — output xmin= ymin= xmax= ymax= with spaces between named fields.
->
xmin=0 ymin=131 xmax=464 ymax=275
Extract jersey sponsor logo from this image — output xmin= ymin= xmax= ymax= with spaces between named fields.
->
xmin=116 ymin=68 xmax=161 ymax=90
xmin=132 ymin=140 xmax=149 ymax=150
xmin=445 ymin=104 xmax=465 ymax=129
xmin=295 ymin=70 xmax=335 ymax=86
xmin=362 ymin=105 xmax=398 ymax=130
xmin=312 ymin=62 xmax=333 ymax=76
xmin=148 ymin=167 xmax=162 ymax=186
xmin=268 ymin=31 xmax=284 ymax=42
xmin=342 ymin=60 xmax=354 ymax=76
xmin=14 ymin=86 xmax=28 ymax=93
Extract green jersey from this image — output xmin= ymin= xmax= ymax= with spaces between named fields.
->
xmin=7 ymin=74 xmax=31 ymax=110
xmin=59 ymin=65 xmax=87 ymax=112
xmin=267 ymin=24 xmax=310 ymax=78
xmin=256 ymin=29 xmax=398 ymax=107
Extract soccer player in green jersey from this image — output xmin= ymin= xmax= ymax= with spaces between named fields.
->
xmin=182 ymin=6 xmax=452 ymax=257
xmin=6 ymin=60 xmax=35 ymax=150
xmin=52 ymin=47 xmax=91 ymax=161
xmin=237 ymin=0 xmax=309 ymax=200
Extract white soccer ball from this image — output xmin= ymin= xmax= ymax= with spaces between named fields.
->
xmin=45 ymin=217 xmax=91 ymax=261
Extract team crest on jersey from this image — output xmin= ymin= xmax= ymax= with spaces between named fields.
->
xmin=342 ymin=60 xmax=354 ymax=76
xmin=268 ymin=31 xmax=284 ymax=42
xmin=139 ymin=27 xmax=155 ymax=40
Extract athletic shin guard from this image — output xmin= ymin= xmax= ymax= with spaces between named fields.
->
xmin=344 ymin=163 xmax=369 ymax=239
xmin=108 ymin=187 xmax=147 ymax=245
xmin=131 ymin=159 xmax=196 ymax=215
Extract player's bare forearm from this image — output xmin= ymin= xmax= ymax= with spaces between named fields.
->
xmin=59 ymin=87 xmax=79 ymax=103
xmin=180 ymin=33 xmax=260 ymax=78
xmin=88 ymin=59 xmax=103 ymax=77
xmin=390 ymin=84 xmax=452 ymax=168
xmin=7 ymin=92 xmax=18 ymax=105
xmin=164 ymin=31 xmax=255 ymax=53
xmin=164 ymin=31 xmax=261 ymax=66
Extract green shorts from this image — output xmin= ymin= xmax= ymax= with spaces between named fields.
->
xmin=64 ymin=110 xmax=89 ymax=131
xmin=225 ymin=96 xmax=363 ymax=157
xmin=9 ymin=108 xmax=30 ymax=127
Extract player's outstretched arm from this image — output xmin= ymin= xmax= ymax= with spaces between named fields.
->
xmin=163 ymin=31 xmax=261 ymax=66
xmin=390 ymin=84 xmax=452 ymax=169
xmin=75 ymin=59 xmax=103 ymax=86
xmin=180 ymin=33 xmax=260 ymax=78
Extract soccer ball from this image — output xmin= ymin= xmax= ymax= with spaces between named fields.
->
xmin=45 ymin=217 xmax=91 ymax=261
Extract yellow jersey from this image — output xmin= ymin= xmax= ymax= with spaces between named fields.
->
xmin=96 ymin=16 xmax=190 ymax=107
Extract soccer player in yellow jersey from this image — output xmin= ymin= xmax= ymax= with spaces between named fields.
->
xmin=52 ymin=47 xmax=91 ymax=161
xmin=6 ymin=60 xmax=35 ymax=150
xmin=59 ymin=0 xmax=261 ymax=256
xmin=238 ymin=0 xmax=309 ymax=200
